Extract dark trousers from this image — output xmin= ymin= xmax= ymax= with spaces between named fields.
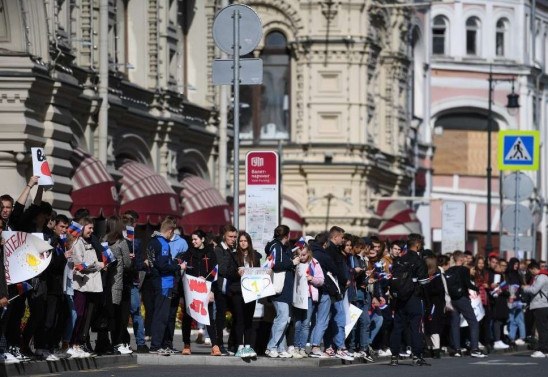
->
xmin=150 ymin=287 xmax=172 ymax=350
xmin=533 ymin=307 xmax=548 ymax=353
xmin=141 ymin=277 xmax=155 ymax=337
xmin=164 ymin=291 xmax=180 ymax=349
xmin=215 ymin=293 xmax=228 ymax=347
xmin=111 ymin=289 xmax=131 ymax=346
xmin=182 ymin=301 xmax=217 ymax=346
xmin=450 ymin=296 xmax=479 ymax=351
xmin=43 ymin=294 xmax=63 ymax=349
xmin=390 ymin=296 xmax=423 ymax=356
xmin=23 ymin=294 xmax=47 ymax=349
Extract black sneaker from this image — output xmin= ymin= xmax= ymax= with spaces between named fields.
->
xmin=413 ymin=356 xmax=430 ymax=366
xmin=80 ymin=344 xmax=96 ymax=357
xmin=362 ymin=350 xmax=374 ymax=363
xmin=390 ymin=355 xmax=398 ymax=366
xmin=136 ymin=345 xmax=150 ymax=354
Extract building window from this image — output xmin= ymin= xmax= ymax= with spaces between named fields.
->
xmin=496 ymin=18 xmax=508 ymax=57
xmin=466 ymin=17 xmax=480 ymax=56
xmin=240 ymin=31 xmax=290 ymax=141
xmin=432 ymin=16 xmax=448 ymax=55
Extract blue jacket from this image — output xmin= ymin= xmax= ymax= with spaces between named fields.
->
xmin=148 ymin=235 xmax=180 ymax=293
xmin=170 ymin=234 xmax=189 ymax=258
xmin=265 ymin=239 xmax=294 ymax=304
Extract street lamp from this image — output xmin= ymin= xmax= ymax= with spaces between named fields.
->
xmin=486 ymin=66 xmax=520 ymax=254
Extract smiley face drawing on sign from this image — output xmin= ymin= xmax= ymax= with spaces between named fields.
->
xmin=240 ymin=268 xmax=277 ymax=303
xmin=241 ymin=275 xmax=272 ymax=294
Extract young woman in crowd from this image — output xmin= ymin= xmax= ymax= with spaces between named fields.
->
xmin=293 ymin=242 xmax=324 ymax=358
xmin=180 ymin=229 xmax=220 ymax=356
xmin=505 ymin=257 xmax=526 ymax=346
xmin=423 ymin=255 xmax=446 ymax=359
xmin=472 ymin=256 xmax=491 ymax=351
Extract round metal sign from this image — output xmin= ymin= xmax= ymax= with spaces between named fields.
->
xmin=502 ymin=172 xmax=534 ymax=201
xmin=501 ymin=204 xmax=533 ymax=233
xmin=212 ymin=4 xmax=262 ymax=56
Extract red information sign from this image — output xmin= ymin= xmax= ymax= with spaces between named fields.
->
xmin=246 ymin=151 xmax=278 ymax=185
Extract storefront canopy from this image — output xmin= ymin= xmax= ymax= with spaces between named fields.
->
xmin=377 ymin=199 xmax=422 ymax=241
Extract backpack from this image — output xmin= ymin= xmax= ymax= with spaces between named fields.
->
xmin=389 ymin=259 xmax=416 ymax=301
xmin=444 ymin=267 xmax=464 ymax=300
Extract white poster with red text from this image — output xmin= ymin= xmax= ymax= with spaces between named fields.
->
xmin=2 ymin=231 xmax=52 ymax=284
xmin=31 ymin=147 xmax=54 ymax=188
xmin=182 ymin=274 xmax=212 ymax=325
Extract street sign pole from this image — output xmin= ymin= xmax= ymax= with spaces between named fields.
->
xmin=233 ymin=8 xmax=241 ymax=229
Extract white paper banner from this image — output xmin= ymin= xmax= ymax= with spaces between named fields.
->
xmin=241 ymin=267 xmax=276 ymax=303
xmin=460 ymin=289 xmax=486 ymax=327
xmin=293 ymin=263 xmax=309 ymax=310
xmin=31 ymin=147 xmax=54 ymax=188
xmin=344 ymin=302 xmax=363 ymax=339
xmin=2 ymin=231 xmax=52 ymax=284
xmin=182 ymin=274 xmax=211 ymax=325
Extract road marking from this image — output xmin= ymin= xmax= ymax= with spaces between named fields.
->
xmin=471 ymin=359 xmax=538 ymax=366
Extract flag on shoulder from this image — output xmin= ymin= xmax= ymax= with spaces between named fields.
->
xmin=101 ymin=242 xmax=116 ymax=264
xmin=67 ymin=221 xmax=83 ymax=237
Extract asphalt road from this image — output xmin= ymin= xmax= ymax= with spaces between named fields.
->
xmin=32 ymin=351 xmax=547 ymax=377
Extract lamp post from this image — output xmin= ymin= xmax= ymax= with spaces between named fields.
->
xmin=485 ymin=66 xmax=520 ymax=254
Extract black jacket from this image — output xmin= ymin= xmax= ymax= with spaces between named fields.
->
xmin=45 ymin=235 xmax=68 ymax=295
xmin=181 ymin=245 xmax=219 ymax=294
xmin=325 ymin=241 xmax=349 ymax=294
xmin=394 ymin=249 xmax=428 ymax=298
xmin=264 ymin=239 xmax=295 ymax=304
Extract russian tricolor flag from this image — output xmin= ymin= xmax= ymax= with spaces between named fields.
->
xmin=16 ymin=282 xmax=33 ymax=295
xmin=293 ymin=236 xmax=306 ymax=251
xmin=74 ymin=262 xmax=89 ymax=272
xmin=123 ymin=225 xmax=135 ymax=241
xmin=67 ymin=221 xmax=83 ymax=237
xmin=207 ymin=264 xmax=219 ymax=282
xmin=59 ymin=233 xmax=67 ymax=245
xmin=262 ymin=249 xmax=275 ymax=269
xmin=101 ymin=242 xmax=116 ymax=264
xmin=306 ymin=262 xmax=315 ymax=277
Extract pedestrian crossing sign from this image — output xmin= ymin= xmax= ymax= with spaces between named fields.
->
xmin=498 ymin=130 xmax=539 ymax=171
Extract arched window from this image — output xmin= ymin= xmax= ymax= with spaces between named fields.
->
xmin=466 ymin=17 xmax=480 ymax=56
xmin=432 ymin=16 xmax=448 ymax=55
xmin=240 ymin=31 xmax=291 ymax=141
xmin=496 ymin=18 xmax=509 ymax=57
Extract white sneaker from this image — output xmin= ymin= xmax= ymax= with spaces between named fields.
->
xmin=377 ymin=349 xmax=392 ymax=357
xmin=45 ymin=352 xmax=60 ymax=362
xmin=278 ymin=351 xmax=293 ymax=358
xmin=1 ymin=352 xmax=21 ymax=364
xmin=75 ymin=346 xmax=90 ymax=358
xmin=66 ymin=347 xmax=79 ymax=358
xmin=290 ymin=349 xmax=303 ymax=359
xmin=514 ymin=339 xmax=526 ymax=346
xmin=115 ymin=344 xmax=133 ymax=355
xmin=531 ymin=351 xmax=546 ymax=358
xmin=265 ymin=349 xmax=279 ymax=358
xmin=204 ymin=337 xmax=212 ymax=346
xmin=494 ymin=341 xmax=510 ymax=350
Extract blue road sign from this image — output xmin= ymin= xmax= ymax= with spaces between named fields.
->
xmin=498 ymin=130 xmax=539 ymax=171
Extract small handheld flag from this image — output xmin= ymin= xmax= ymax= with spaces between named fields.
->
xmin=101 ymin=242 xmax=116 ymax=264
xmin=306 ymin=262 xmax=315 ymax=277
xmin=74 ymin=262 xmax=89 ymax=272
xmin=206 ymin=264 xmax=219 ymax=282
xmin=16 ymin=282 xmax=33 ymax=296
xmin=67 ymin=221 xmax=83 ymax=237
xmin=293 ymin=236 xmax=306 ymax=251
xmin=123 ymin=225 xmax=135 ymax=241
xmin=59 ymin=233 xmax=67 ymax=245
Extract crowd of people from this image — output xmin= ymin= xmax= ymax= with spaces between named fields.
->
xmin=0 ymin=177 xmax=547 ymax=366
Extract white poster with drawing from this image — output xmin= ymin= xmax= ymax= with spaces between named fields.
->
xmin=2 ymin=231 xmax=52 ymax=284
xmin=241 ymin=268 xmax=276 ymax=303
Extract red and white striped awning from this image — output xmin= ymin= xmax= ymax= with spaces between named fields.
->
xmin=179 ymin=174 xmax=231 ymax=233
xmin=70 ymin=148 xmax=119 ymax=217
xmin=377 ymin=199 xmax=422 ymax=241
xmin=119 ymin=161 xmax=180 ymax=224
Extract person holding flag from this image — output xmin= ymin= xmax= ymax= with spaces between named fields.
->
xmin=179 ymin=229 xmax=220 ymax=356
xmin=293 ymin=239 xmax=324 ymax=358
xmin=70 ymin=217 xmax=104 ymax=358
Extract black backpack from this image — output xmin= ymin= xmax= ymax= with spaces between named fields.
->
xmin=389 ymin=259 xmax=416 ymax=301
xmin=444 ymin=267 xmax=464 ymax=300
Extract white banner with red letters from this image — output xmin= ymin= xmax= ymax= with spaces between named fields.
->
xmin=182 ymin=274 xmax=212 ymax=325
xmin=2 ymin=231 xmax=52 ymax=284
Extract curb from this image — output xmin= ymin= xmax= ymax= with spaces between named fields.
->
xmin=1 ymin=354 xmax=136 ymax=376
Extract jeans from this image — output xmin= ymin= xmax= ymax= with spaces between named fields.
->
xmin=324 ymin=299 xmax=346 ymax=349
xmin=450 ymin=296 xmax=479 ymax=351
xmin=310 ymin=293 xmax=331 ymax=346
xmin=130 ymin=286 xmax=146 ymax=346
xmin=369 ymin=312 xmax=384 ymax=344
xmin=507 ymin=306 xmax=526 ymax=341
xmin=63 ymin=294 xmax=77 ymax=343
xmin=294 ymin=298 xmax=314 ymax=348
xmin=348 ymin=297 xmax=372 ymax=351
xmin=267 ymin=301 xmax=290 ymax=351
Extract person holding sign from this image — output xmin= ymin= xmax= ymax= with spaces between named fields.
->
xmin=232 ymin=231 xmax=262 ymax=358
xmin=180 ymin=229 xmax=220 ymax=356
xmin=293 ymin=242 xmax=324 ymax=358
